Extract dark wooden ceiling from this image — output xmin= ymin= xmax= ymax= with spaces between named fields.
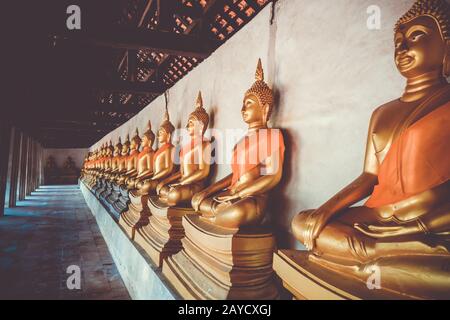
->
xmin=5 ymin=0 xmax=271 ymax=148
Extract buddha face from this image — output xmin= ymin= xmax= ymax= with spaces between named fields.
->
xmin=242 ymin=93 xmax=267 ymax=125
xmin=186 ymin=117 xmax=204 ymax=137
xmin=141 ymin=136 xmax=149 ymax=148
xmin=122 ymin=144 xmax=129 ymax=155
xmin=158 ymin=128 xmax=170 ymax=145
xmin=395 ymin=16 xmax=446 ymax=78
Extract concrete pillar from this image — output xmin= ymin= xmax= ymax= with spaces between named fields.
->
xmin=0 ymin=123 xmax=12 ymax=217
xmin=7 ymin=128 xmax=21 ymax=208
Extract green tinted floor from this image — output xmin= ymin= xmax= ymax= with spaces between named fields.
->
xmin=0 ymin=185 xmax=130 ymax=300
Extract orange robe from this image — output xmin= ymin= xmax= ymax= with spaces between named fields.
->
xmin=231 ymin=128 xmax=285 ymax=186
xmin=366 ymin=101 xmax=450 ymax=208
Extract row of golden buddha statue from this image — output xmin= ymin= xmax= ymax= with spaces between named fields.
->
xmin=80 ymin=0 xmax=450 ymax=300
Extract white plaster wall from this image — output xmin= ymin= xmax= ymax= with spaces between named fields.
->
xmin=44 ymin=148 xmax=88 ymax=169
xmin=91 ymin=0 xmax=417 ymax=248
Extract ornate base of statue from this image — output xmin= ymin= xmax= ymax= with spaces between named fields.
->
xmin=99 ymin=180 xmax=113 ymax=203
xmin=134 ymin=196 xmax=194 ymax=267
xmin=272 ymin=250 xmax=434 ymax=300
xmin=94 ymin=179 xmax=107 ymax=198
xmin=162 ymin=215 xmax=279 ymax=300
xmin=111 ymin=185 xmax=130 ymax=215
xmin=119 ymin=190 xmax=151 ymax=240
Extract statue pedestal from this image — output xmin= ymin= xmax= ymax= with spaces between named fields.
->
xmin=162 ymin=215 xmax=279 ymax=300
xmin=111 ymin=185 xmax=130 ymax=214
xmin=273 ymin=250 xmax=407 ymax=300
xmin=119 ymin=190 xmax=150 ymax=240
xmin=134 ymin=196 xmax=194 ymax=267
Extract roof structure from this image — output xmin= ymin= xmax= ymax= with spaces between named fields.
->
xmin=5 ymin=0 xmax=271 ymax=148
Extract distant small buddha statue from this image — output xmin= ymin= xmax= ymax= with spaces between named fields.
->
xmin=290 ymin=0 xmax=450 ymax=299
xmin=135 ymin=109 xmax=176 ymax=195
xmin=113 ymin=130 xmax=142 ymax=213
xmin=156 ymin=91 xmax=212 ymax=207
xmin=95 ymin=141 xmax=114 ymax=198
xmin=45 ymin=155 xmax=58 ymax=184
xmin=99 ymin=139 xmax=122 ymax=202
xmin=125 ymin=125 xmax=154 ymax=190
xmin=191 ymin=59 xmax=285 ymax=228
xmin=121 ymin=111 xmax=176 ymax=239
xmin=114 ymin=135 xmax=131 ymax=185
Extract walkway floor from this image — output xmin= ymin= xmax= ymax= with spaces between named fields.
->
xmin=0 ymin=185 xmax=130 ymax=300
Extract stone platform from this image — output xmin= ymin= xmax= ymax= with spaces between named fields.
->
xmin=80 ymin=182 xmax=179 ymax=300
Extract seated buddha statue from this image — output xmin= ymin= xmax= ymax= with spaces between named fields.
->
xmin=291 ymin=0 xmax=450 ymax=299
xmin=114 ymin=135 xmax=131 ymax=185
xmin=156 ymin=91 xmax=211 ymax=207
xmin=162 ymin=60 xmax=284 ymax=299
xmin=191 ymin=59 xmax=285 ymax=229
xmin=95 ymin=141 xmax=114 ymax=198
xmin=99 ymin=139 xmax=122 ymax=202
xmin=121 ymin=111 xmax=176 ymax=239
xmin=125 ymin=123 xmax=155 ymax=191
xmin=134 ymin=109 xmax=175 ymax=196
xmin=114 ymin=130 xmax=142 ymax=213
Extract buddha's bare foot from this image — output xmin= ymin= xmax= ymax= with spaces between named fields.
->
xmin=308 ymin=253 xmax=361 ymax=274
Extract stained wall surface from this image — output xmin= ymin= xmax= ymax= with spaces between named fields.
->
xmin=91 ymin=0 xmax=418 ymax=248
xmin=44 ymin=148 xmax=88 ymax=169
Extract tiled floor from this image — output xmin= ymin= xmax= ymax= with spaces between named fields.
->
xmin=0 ymin=185 xmax=130 ymax=300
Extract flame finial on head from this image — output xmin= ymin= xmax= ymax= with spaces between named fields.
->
xmin=144 ymin=120 xmax=156 ymax=143
xmin=189 ymin=90 xmax=209 ymax=132
xmin=245 ymin=58 xmax=274 ymax=118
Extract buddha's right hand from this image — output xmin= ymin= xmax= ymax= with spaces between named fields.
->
xmin=303 ymin=207 xmax=334 ymax=250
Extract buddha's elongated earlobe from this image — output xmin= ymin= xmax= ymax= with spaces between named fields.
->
xmin=444 ymin=40 xmax=450 ymax=77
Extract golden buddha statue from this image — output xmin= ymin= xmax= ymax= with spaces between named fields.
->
xmin=162 ymin=60 xmax=283 ymax=300
xmin=126 ymin=122 xmax=156 ymax=190
xmin=114 ymin=135 xmax=131 ymax=185
xmin=191 ymin=59 xmax=285 ymax=229
xmin=156 ymin=91 xmax=212 ymax=207
xmin=99 ymin=139 xmax=123 ymax=201
xmin=95 ymin=141 xmax=114 ymax=198
xmin=134 ymin=93 xmax=211 ymax=266
xmin=123 ymin=112 xmax=176 ymax=240
xmin=135 ymin=109 xmax=176 ymax=195
xmin=287 ymin=0 xmax=450 ymax=299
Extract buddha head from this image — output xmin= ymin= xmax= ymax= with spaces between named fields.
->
xmin=394 ymin=0 xmax=450 ymax=79
xmin=187 ymin=91 xmax=209 ymax=137
xmin=158 ymin=107 xmax=175 ymax=145
xmin=130 ymin=129 xmax=142 ymax=151
xmin=242 ymin=59 xmax=274 ymax=127
xmin=122 ymin=135 xmax=131 ymax=155
xmin=114 ymin=138 xmax=123 ymax=157
xmin=141 ymin=121 xmax=156 ymax=149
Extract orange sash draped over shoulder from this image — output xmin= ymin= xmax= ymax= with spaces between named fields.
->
xmin=154 ymin=143 xmax=172 ymax=159
xmin=231 ymin=128 xmax=285 ymax=186
xmin=366 ymin=101 xmax=450 ymax=208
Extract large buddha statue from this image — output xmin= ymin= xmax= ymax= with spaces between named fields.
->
xmin=156 ymin=91 xmax=211 ymax=207
xmin=191 ymin=59 xmax=285 ymax=229
xmin=289 ymin=0 xmax=450 ymax=299
xmin=162 ymin=60 xmax=284 ymax=300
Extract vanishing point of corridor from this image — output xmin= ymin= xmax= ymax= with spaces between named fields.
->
xmin=0 ymin=185 xmax=129 ymax=300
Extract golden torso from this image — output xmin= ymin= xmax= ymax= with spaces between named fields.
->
xmin=137 ymin=150 xmax=153 ymax=174
xmin=180 ymin=142 xmax=210 ymax=178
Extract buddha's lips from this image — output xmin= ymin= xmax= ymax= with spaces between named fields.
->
xmin=397 ymin=55 xmax=414 ymax=67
